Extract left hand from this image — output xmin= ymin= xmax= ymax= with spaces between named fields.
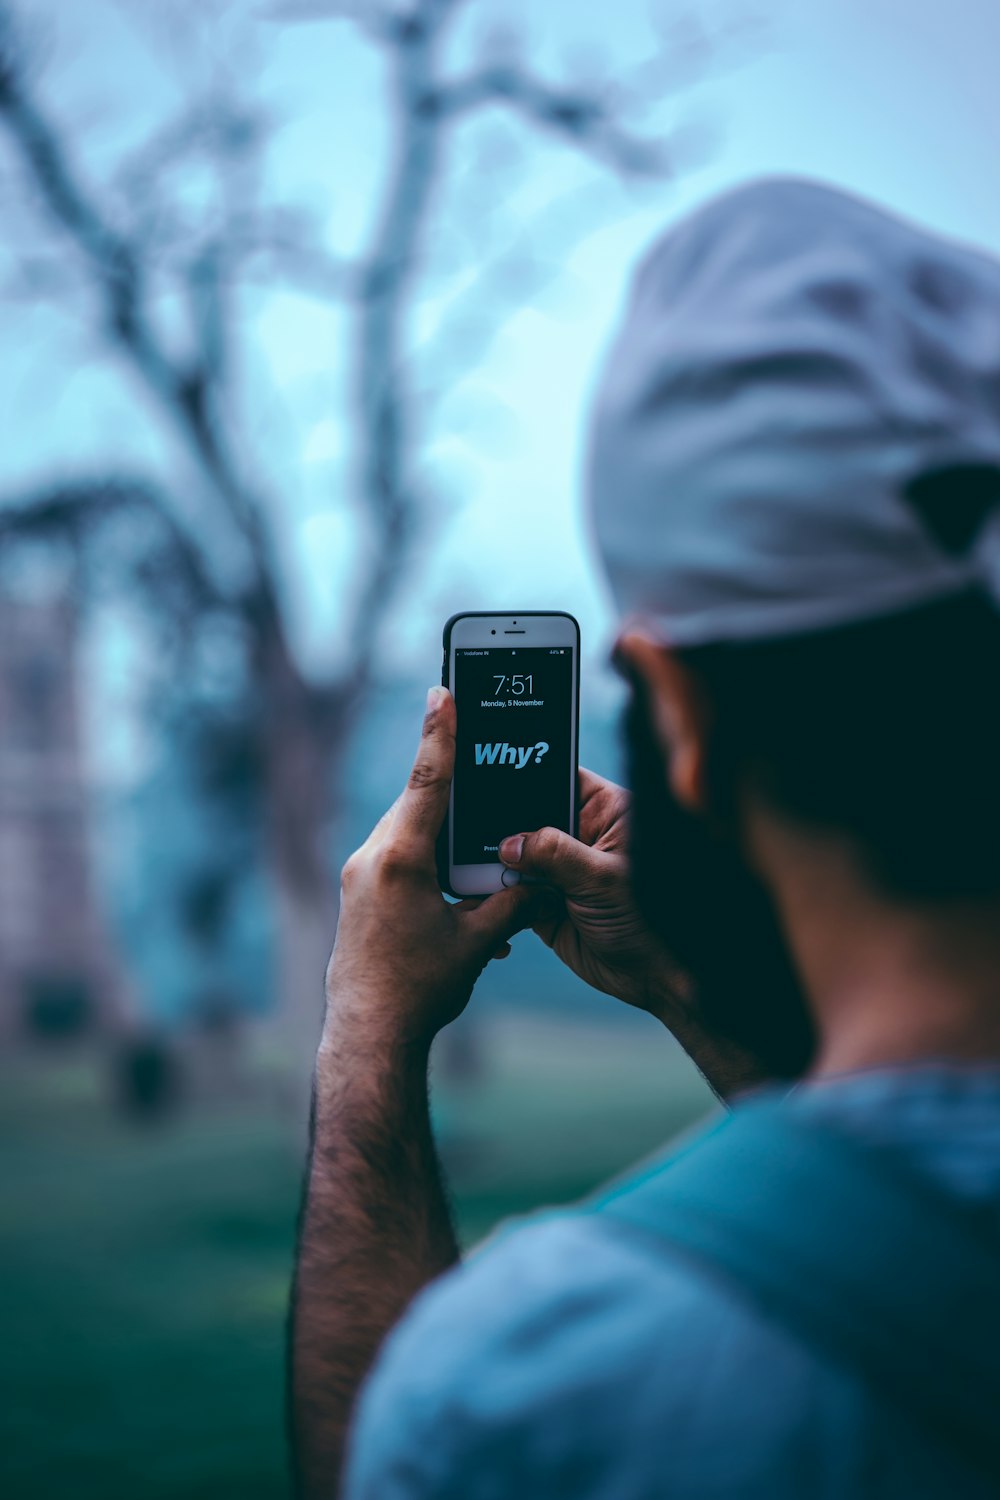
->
xmin=324 ymin=686 xmax=550 ymax=1047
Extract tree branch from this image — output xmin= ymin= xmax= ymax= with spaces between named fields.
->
xmin=264 ymin=0 xmax=468 ymax=47
xmin=0 ymin=10 xmax=276 ymax=591
xmin=220 ymin=213 xmax=363 ymax=300
xmin=436 ymin=65 xmax=670 ymax=175
xmin=266 ymin=0 xmax=682 ymax=715
xmin=0 ymin=475 xmax=227 ymax=610
xmin=413 ymin=180 xmax=611 ymax=409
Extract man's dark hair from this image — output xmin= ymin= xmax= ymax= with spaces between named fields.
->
xmin=678 ymin=588 xmax=1000 ymax=901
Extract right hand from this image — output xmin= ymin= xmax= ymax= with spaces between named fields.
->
xmin=499 ymin=770 xmax=780 ymax=1097
xmin=498 ymin=769 xmax=690 ymax=1025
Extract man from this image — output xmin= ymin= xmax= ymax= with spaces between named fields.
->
xmin=290 ymin=178 xmax=1000 ymax=1497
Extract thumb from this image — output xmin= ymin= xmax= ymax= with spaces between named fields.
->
xmin=498 ymin=827 xmax=601 ymax=896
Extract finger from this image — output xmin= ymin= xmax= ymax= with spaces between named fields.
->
xmin=464 ymin=883 xmax=558 ymax=950
xmin=578 ymin=766 xmax=615 ymax=802
xmin=392 ymin=687 xmax=456 ymax=853
xmin=577 ymin=766 xmax=629 ymax=821
xmin=497 ymin=825 xmax=603 ymax=896
xmin=576 ymin=766 xmax=630 ymax=850
xmin=453 ymin=897 xmax=485 ymax=915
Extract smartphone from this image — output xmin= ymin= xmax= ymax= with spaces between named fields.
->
xmin=440 ymin=611 xmax=580 ymax=897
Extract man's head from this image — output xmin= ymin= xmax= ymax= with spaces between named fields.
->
xmin=588 ymin=179 xmax=1000 ymax=1072
xmin=614 ymin=591 xmax=1000 ymax=1076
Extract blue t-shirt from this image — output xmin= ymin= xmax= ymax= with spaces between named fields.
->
xmin=345 ymin=1065 xmax=1000 ymax=1498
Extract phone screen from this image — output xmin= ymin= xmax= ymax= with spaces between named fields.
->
xmin=452 ymin=646 xmax=574 ymax=864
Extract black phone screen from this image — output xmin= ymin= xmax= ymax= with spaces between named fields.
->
xmin=452 ymin=646 xmax=574 ymax=864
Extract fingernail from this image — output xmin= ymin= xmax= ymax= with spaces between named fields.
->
xmin=427 ymin=685 xmax=444 ymax=712
xmin=500 ymin=835 xmax=524 ymax=864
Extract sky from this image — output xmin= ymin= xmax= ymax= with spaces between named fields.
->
xmin=2 ymin=0 xmax=999 ymax=738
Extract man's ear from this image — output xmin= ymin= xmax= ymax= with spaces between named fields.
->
xmin=615 ymin=631 xmax=711 ymax=813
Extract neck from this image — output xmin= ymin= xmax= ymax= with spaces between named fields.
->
xmin=755 ymin=819 xmax=1000 ymax=1079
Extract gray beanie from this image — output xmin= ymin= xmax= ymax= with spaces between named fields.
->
xmin=588 ymin=176 xmax=1000 ymax=644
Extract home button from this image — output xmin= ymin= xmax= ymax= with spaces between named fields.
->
xmin=500 ymin=867 xmax=521 ymax=888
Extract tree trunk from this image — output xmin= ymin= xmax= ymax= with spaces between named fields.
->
xmin=257 ymin=620 xmax=343 ymax=1133
xmin=271 ymin=870 xmax=337 ymax=1124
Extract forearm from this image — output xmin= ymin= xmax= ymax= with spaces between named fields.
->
xmin=289 ymin=1008 xmax=459 ymax=1499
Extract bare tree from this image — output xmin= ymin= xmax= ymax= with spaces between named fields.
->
xmin=0 ymin=0 xmax=728 ymax=1101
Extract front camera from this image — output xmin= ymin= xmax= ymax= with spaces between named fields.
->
xmin=491 ymin=628 xmax=496 ymax=634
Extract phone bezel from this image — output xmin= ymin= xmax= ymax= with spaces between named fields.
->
xmin=441 ymin=611 xmax=580 ymax=897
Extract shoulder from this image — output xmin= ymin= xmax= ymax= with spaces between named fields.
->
xmin=344 ymin=1209 xmax=859 ymax=1499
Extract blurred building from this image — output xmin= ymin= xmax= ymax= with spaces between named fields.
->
xmin=0 ymin=594 xmax=123 ymax=1045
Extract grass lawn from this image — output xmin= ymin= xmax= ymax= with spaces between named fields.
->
xmin=0 ymin=1014 xmax=713 ymax=1500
